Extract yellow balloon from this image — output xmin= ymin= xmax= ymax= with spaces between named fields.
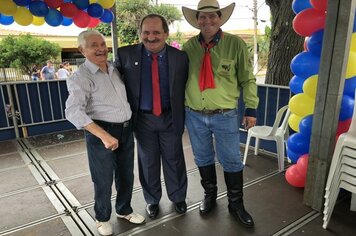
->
xmin=303 ymin=74 xmax=318 ymax=99
xmin=97 ymin=0 xmax=115 ymax=9
xmin=0 ymin=0 xmax=17 ymax=16
xmin=14 ymin=7 xmax=33 ymax=26
xmin=289 ymin=93 xmax=315 ymax=117
xmin=32 ymin=16 xmax=45 ymax=26
xmin=350 ymin=33 xmax=356 ymax=52
xmin=89 ymin=0 xmax=97 ymax=3
xmin=346 ymin=51 xmax=356 ymax=79
xmin=288 ymin=113 xmax=304 ymax=132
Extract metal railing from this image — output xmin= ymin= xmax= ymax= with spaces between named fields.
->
xmin=0 ymin=80 xmax=291 ymax=150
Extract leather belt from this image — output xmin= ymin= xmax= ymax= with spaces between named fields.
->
xmin=187 ymin=107 xmax=235 ymax=115
xmin=139 ymin=107 xmax=171 ymax=114
xmin=93 ymin=119 xmax=130 ymax=129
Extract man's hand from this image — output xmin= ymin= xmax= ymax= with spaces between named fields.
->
xmin=242 ymin=116 xmax=256 ymax=130
xmin=85 ymin=122 xmax=119 ymax=151
xmin=101 ymin=133 xmax=119 ymax=151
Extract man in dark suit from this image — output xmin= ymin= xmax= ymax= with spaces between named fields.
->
xmin=117 ymin=14 xmax=188 ymax=219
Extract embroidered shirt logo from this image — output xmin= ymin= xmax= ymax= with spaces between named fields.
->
xmin=221 ymin=64 xmax=231 ymax=72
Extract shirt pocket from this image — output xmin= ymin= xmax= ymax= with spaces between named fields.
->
xmin=217 ymin=59 xmax=235 ymax=76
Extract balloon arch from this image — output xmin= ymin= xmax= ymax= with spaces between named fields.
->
xmin=286 ymin=0 xmax=356 ymax=187
xmin=0 ymin=0 xmax=115 ymax=28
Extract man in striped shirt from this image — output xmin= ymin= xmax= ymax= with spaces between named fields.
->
xmin=65 ymin=30 xmax=145 ymax=236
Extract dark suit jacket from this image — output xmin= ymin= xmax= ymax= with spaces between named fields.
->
xmin=117 ymin=43 xmax=189 ymax=135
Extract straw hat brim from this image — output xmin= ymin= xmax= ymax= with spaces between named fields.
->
xmin=182 ymin=3 xmax=235 ymax=29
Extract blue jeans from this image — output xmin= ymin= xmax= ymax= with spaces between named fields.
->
xmin=85 ymin=121 xmax=134 ymax=222
xmin=185 ymin=107 xmax=244 ymax=172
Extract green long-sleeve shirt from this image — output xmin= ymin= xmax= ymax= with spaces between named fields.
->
xmin=183 ymin=32 xmax=259 ymax=116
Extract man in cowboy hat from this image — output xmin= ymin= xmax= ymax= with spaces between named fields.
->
xmin=182 ymin=0 xmax=259 ymax=228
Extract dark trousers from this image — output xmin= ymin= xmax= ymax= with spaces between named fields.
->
xmin=135 ymin=111 xmax=188 ymax=204
xmin=85 ymin=120 xmax=134 ymax=222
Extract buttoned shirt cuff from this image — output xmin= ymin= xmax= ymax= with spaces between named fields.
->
xmin=245 ymin=108 xmax=257 ymax=117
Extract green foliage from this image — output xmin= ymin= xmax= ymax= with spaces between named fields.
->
xmin=95 ymin=0 xmax=182 ymax=45
xmin=0 ymin=34 xmax=61 ymax=76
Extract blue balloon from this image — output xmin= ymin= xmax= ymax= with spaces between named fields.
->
xmin=343 ymin=77 xmax=356 ymax=98
xmin=307 ymin=30 xmax=324 ymax=56
xmin=88 ymin=3 xmax=104 ymax=18
xmin=61 ymin=17 xmax=73 ymax=26
xmin=289 ymin=75 xmax=307 ymax=94
xmin=13 ymin=0 xmax=31 ymax=6
xmin=100 ymin=9 xmax=114 ymax=23
xmin=290 ymin=51 xmax=321 ymax=78
xmin=299 ymin=115 xmax=313 ymax=138
xmin=73 ymin=0 xmax=90 ymax=10
xmin=45 ymin=9 xmax=63 ymax=27
xmin=0 ymin=14 xmax=14 ymax=25
xmin=29 ymin=1 xmax=49 ymax=17
xmin=292 ymin=0 xmax=313 ymax=14
xmin=339 ymin=95 xmax=354 ymax=121
xmin=287 ymin=132 xmax=310 ymax=155
xmin=63 ymin=0 xmax=72 ymax=2
xmin=287 ymin=148 xmax=304 ymax=163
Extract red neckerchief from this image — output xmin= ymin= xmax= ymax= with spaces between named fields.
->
xmin=198 ymin=29 xmax=223 ymax=91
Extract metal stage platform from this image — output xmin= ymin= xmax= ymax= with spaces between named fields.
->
xmin=1 ymin=130 xmax=355 ymax=236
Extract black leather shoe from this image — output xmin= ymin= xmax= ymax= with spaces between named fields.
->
xmin=199 ymin=198 xmax=216 ymax=215
xmin=174 ymin=201 xmax=187 ymax=214
xmin=146 ymin=204 xmax=159 ymax=219
xmin=228 ymin=205 xmax=254 ymax=228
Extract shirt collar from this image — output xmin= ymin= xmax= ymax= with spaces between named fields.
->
xmin=84 ymin=59 xmax=113 ymax=74
xmin=198 ymin=28 xmax=223 ymax=46
xmin=144 ymin=45 xmax=167 ymax=58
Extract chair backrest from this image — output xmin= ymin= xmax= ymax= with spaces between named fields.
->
xmin=269 ymin=105 xmax=290 ymax=136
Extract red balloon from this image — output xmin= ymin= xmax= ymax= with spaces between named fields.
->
xmin=293 ymin=8 xmax=326 ymax=36
xmin=88 ymin=17 xmax=101 ymax=28
xmin=310 ymin=0 xmax=328 ymax=12
xmin=285 ymin=165 xmax=306 ymax=187
xmin=336 ymin=119 xmax=351 ymax=136
xmin=44 ymin=0 xmax=63 ymax=9
xmin=60 ymin=3 xmax=78 ymax=18
xmin=73 ymin=10 xmax=90 ymax=28
xmin=296 ymin=154 xmax=309 ymax=177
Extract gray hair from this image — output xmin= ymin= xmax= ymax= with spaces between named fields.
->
xmin=77 ymin=30 xmax=105 ymax=48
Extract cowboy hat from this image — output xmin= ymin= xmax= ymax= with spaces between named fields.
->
xmin=182 ymin=0 xmax=235 ymax=29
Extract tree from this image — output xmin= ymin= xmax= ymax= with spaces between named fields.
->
xmin=265 ymin=0 xmax=305 ymax=86
xmin=0 ymin=34 xmax=61 ymax=77
xmin=96 ymin=0 xmax=181 ymax=45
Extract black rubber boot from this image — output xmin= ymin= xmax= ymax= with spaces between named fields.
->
xmin=198 ymin=164 xmax=217 ymax=215
xmin=224 ymin=171 xmax=254 ymax=228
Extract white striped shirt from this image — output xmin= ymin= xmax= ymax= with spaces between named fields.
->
xmin=65 ymin=59 xmax=132 ymax=129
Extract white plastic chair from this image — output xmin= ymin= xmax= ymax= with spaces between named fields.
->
xmin=323 ymin=91 xmax=356 ymax=229
xmin=243 ymin=105 xmax=291 ymax=172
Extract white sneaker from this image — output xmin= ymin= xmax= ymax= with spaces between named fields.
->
xmin=96 ymin=220 xmax=112 ymax=236
xmin=116 ymin=212 xmax=145 ymax=224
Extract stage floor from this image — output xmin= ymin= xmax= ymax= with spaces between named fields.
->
xmin=1 ymin=129 xmax=355 ymax=236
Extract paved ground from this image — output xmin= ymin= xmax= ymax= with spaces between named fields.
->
xmin=0 ymin=129 xmax=355 ymax=236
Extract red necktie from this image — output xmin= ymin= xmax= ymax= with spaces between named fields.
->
xmin=151 ymin=54 xmax=161 ymax=116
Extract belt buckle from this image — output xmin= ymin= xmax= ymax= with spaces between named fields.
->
xmin=202 ymin=108 xmax=213 ymax=114
xmin=123 ymin=121 xmax=129 ymax=128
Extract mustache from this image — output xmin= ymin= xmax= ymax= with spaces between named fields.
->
xmin=143 ymin=39 xmax=159 ymax=43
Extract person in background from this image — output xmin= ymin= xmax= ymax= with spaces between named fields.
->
xmin=40 ymin=60 xmax=56 ymax=80
xmin=182 ymin=0 xmax=259 ymax=228
xmin=116 ymin=14 xmax=188 ymax=219
xmin=31 ymin=64 xmax=40 ymax=81
xmin=65 ymin=30 xmax=145 ymax=236
xmin=63 ymin=61 xmax=73 ymax=74
xmin=57 ymin=64 xmax=70 ymax=79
